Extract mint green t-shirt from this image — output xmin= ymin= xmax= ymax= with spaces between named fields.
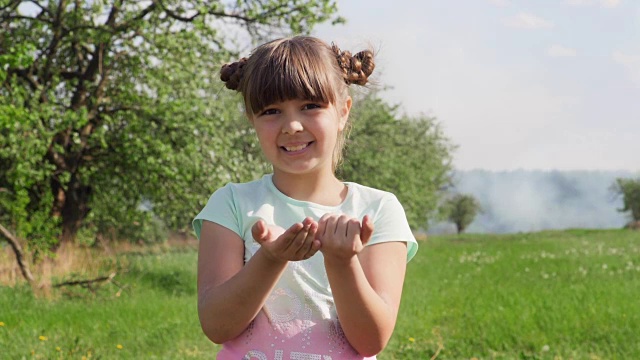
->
xmin=194 ymin=174 xmax=417 ymax=262
xmin=192 ymin=174 xmax=417 ymax=359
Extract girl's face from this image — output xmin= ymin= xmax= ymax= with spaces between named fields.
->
xmin=250 ymin=97 xmax=351 ymax=178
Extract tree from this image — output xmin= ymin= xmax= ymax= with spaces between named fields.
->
xmin=338 ymin=94 xmax=455 ymax=230
xmin=0 ymin=0 xmax=341 ymax=248
xmin=0 ymin=39 xmax=58 ymax=267
xmin=445 ymin=193 xmax=481 ymax=234
xmin=611 ymin=177 xmax=640 ymax=228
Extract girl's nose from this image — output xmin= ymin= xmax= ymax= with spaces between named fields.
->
xmin=281 ymin=116 xmax=304 ymax=134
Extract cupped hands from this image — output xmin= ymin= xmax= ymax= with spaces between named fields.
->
xmin=251 ymin=217 xmax=321 ymax=263
xmin=315 ymin=214 xmax=374 ymax=265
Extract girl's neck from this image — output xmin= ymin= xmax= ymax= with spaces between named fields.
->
xmin=272 ymin=170 xmax=347 ymax=206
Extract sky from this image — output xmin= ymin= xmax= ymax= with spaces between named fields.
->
xmin=313 ymin=0 xmax=640 ymax=171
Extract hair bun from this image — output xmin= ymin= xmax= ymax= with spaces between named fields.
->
xmin=332 ymin=44 xmax=375 ymax=86
xmin=220 ymin=57 xmax=248 ymax=90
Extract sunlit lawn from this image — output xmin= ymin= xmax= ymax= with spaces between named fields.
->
xmin=387 ymin=229 xmax=640 ymax=359
xmin=0 ymin=246 xmax=220 ymax=359
xmin=1 ymin=229 xmax=638 ymax=359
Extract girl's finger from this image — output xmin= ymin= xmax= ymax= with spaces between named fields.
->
xmin=251 ymin=220 xmax=268 ymax=243
xmin=316 ymin=213 xmax=331 ymax=239
xmin=346 ymin=218 xmax=360 ymax=241
xmin=335 ymin=215 xmax=351 ymax=237
xmin=278 ymin=222 xmax=305 ymax=251
xmin=296 ymin=223 xmax=318 ymax=258
xmin=289 ymin=217 xmax=314 ymax=253
xmin=325 ymin=215 xmax=339 ymax=237
xmin=288 ymin=222 xmax=311 ymax=254
xmin=310 ymin=239 xmax=322 ymax=252
xmin=360 ymin=215 xmax=375 ymax=245
xmin=302 ymin=243 xmax=320 ymax=259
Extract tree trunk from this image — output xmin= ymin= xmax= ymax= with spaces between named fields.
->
xmin=625 ymin=220 xmax=640 ymax=230
xmin=0 ymin=223 xmax=35 ymax=284
xmin=61 ymin=182 xmax=92 ymax=244
xmin=52 ymin=174 xmax=92 ymax=244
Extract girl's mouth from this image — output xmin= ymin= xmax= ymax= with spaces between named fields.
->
xmin=282 ymin=142 xmax=313 ymax=152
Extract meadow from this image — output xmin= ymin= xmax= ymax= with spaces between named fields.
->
xmin=1 ymin=229 xmax=638 ymax=359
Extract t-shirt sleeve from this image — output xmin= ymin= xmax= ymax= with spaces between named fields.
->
xmin=192 ymin=184 xmax=242 ymax=240
xmin=366 ymin=194 xmax=418 ymax=262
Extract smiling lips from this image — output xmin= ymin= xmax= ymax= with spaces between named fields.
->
xmin=282 ymin=142 xmax=312 ymax=152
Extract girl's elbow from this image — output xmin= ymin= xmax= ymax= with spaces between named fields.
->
xmin=354 ymin=335 xmax=391 ymax=357
xmin=357 ymin=344 xmax=387 ymax=357
xmin=200 ymin=320 xmax=234 ymax=344
xmin=200 ymin=324 xmax=225 ymax=344
xmin=200 ymin=323 xmax=231 ymax=345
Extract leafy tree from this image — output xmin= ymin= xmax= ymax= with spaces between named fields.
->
xmin=0 ymin=42 xmax=37 ymax=280
xmin=0 ymin=0 xmax=341 ymax=247
xmin=611 ymin=177 xmax=640 ymax=227
xmin=338 ymin=94 xmax=455 ymax=230
xmin=445 ymin=193 xmax=481 ymax=234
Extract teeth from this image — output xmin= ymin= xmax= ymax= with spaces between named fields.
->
xmin=284 ymin=143 xmax=309 ymax=152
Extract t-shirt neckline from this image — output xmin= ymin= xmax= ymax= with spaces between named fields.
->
xmin=263 ymin=174 xmax=352 ymax=210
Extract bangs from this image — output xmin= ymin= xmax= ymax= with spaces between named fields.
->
xmin=243 ymin=38 xmax=341 ymax=115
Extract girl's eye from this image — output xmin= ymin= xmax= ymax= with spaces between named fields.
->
xmin=303 ymin=103 xmax=323 ymax=110
xmin=260 ymin=108 xmax=279 ymax=116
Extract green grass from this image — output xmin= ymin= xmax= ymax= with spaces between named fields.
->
xmin=0 ymin=248 xmax=220 ymax=359
xmin=387 ymin=229 xmax=640 ymax=360
xmin=1 ymin=229 xmax=639 ymax=359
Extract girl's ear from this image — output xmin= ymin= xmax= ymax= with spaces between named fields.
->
xmin=338 ymin=96 xmax=352 ymax=131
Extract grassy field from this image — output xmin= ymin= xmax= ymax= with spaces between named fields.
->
xmin=1 ymin=229 xmax=638 ymax=359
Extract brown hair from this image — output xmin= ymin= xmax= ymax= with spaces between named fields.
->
xmin=220 ymin=36 xmax=375 ymax=170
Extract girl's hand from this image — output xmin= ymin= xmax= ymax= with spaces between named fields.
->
xmin=251 ymin=217 xmax=321 ymax=263
xmin=316 ymin=214 xmax=374 ymax=264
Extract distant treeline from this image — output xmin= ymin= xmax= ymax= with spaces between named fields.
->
xmin=430 ymin=170 xmax=639 ymax=234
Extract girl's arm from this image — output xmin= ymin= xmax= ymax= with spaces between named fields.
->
xmin=318 ymin=215 xmax=408 ymax=356
xmin=197 ymin=218 xmax=319 ymax=343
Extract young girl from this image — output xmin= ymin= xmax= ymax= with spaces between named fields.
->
xmin=193 ymin=36 xmax=418 ymax=359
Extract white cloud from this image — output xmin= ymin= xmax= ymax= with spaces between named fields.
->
xmin=488 ymin=0 xmax=510 ymax=6
xmin=314 ymin=0 xmax=640 ymax=171
xmin=565 ymin=0 xmax=621 ymax=7
xmin=601 ymin=0 xmax=621 ymax=7
xmin=547 ymin=45 xmax=577 ymax=57
xmin=503 ymin=13 xmax=553 ymax=29
xmin=566 ymin=0 xmax=589 ymax=5
xmin=612 ymin=51 xmax=640 ymax=85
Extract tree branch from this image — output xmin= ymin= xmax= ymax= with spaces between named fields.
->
xmin=40 ymin=0 xmax=68 ymax=93
xmin=2 ymin=13 xmax=54 ymax=24
xmin=114 ymin=1 xmax=156 ymax=31
xmin=54 ymin=272 xmax=116 ymax=288
xmin=0 ymin=223 xmax=34 ymax=284
xmin=0 ymin=0 xmax=20 ymax=12
xmin=13 ymin=68 xmax=41 ymax=91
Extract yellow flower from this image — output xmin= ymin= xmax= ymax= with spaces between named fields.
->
xmin=82 ymin=357 xmax=87 ymax=360
xmin=0 ymin=321 xmax=5 ymax=326
xmin=116 ymin=344 xmax=123 ymax=349
xmin=408 ymin=337 xmax=415 ymax=343
xmin=38 ymin=335 xmax=47 ymax=341
xmin=56 ymin=346 xmax=61 ymax=351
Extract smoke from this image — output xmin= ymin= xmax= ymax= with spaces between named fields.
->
xmin=430 ymin=170 xmax=639 ymax=234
